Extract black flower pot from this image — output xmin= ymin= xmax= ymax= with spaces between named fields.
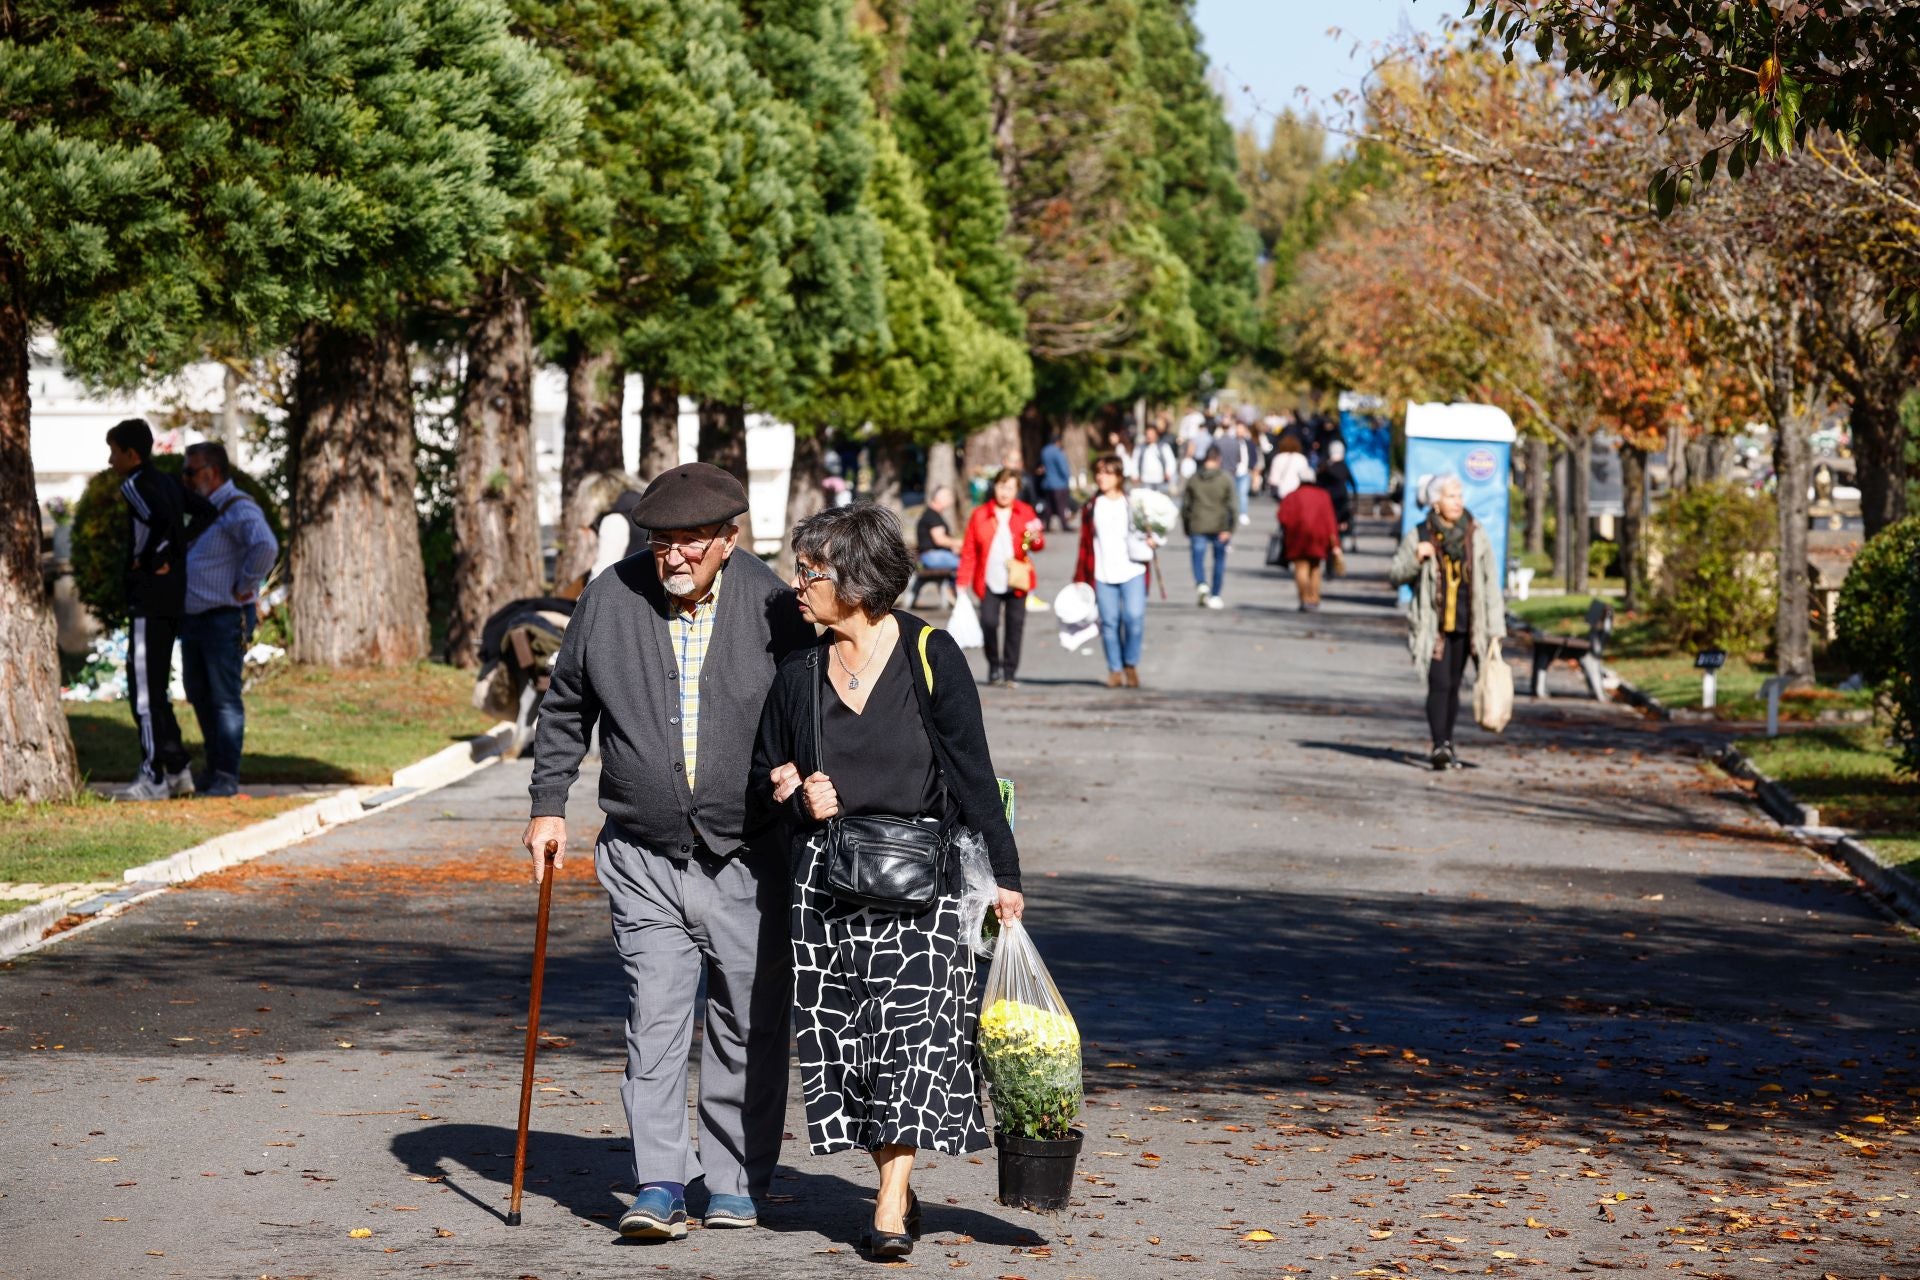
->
xmin=994 ymin=1128 xmax=1083 ymax=1211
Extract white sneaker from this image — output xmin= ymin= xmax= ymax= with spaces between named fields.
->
xmin=165 ymin=767 xmax=195 ymax=798
xmin=1195 ymin=583 xmax=1210 ymax=607
xmin=1205 ymin=595 xmax=1226 ymax=610
xmin=110 ymin=773 xmax=172 ymax=802
xmin=1238 ymin=513 xmax=1251 ymax=526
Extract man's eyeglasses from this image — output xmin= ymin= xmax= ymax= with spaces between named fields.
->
xmin=792 ymin=564 xmax=834 ymax=587
xmin=648 ymin=532 xmax=722 ymax=557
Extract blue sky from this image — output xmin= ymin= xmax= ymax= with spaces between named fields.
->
xmin=1192 ymin=0 xmax=1458 ymax=143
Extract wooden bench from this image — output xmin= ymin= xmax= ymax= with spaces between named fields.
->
xmin=1509 ymin=600 xmax=1613 ymax=701
xmin=903 ymin=564 xmax=956 ymax=610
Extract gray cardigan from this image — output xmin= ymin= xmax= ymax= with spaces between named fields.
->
xmin=528 ymin=549 xmax=814 ymax=857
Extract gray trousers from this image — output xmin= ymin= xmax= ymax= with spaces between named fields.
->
xmin=594 ymin=821 xmax=790 ymax=1199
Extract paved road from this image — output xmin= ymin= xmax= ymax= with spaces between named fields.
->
xmin=3 ymin=509 xmax=1915 ymax=1280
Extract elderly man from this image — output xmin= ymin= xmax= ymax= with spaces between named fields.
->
xmin=523 ymin=463 xmax=813 ymax=1241
xmin=180 ymin=441 xmax=279 ymax=797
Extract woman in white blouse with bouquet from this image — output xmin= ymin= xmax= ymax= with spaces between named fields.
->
xmin=1073 ymin=455 xmax=1157 ymax=688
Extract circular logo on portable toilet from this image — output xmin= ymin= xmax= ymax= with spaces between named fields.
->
xmin=1464 ymin=447 xmax=1498 ymax=482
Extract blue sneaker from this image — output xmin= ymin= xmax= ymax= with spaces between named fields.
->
xmin=703 ymin=1193 xmax=758 ymax=1229
xmin=617 ymin=1187 xmax=687 ymax=1240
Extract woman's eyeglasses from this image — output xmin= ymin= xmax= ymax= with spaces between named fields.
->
xmin=792 ymin=564 xmax=833 ymax=587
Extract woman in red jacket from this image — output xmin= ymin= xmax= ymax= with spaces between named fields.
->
xmin=957 ymin=468 xmax=1045 ymax=687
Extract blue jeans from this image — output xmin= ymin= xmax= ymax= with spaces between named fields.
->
xmin=918 ymin=549 xmax=960 ymax=572
xmin=1190 ymin=535 xmax=1228 ymax=597
xmin=1094 ymin=576 xmax=1147 ymax=671
xmin=179 ymin=607 xmax=247 ymax=779
xmin=1233 ymin=473 xmax=1251 ymax=518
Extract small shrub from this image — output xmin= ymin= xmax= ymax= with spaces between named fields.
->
xmin=71 ymin=456 xmax=285 ymax=624
xmin=1835 ymin=514 xmax=1920 ymax=684
xmin=1648 ymin=482 xmax=1776 ymax=652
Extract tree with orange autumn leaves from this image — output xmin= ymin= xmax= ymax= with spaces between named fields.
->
xmin=1294 ymin=32 xmax=1914 ymax=680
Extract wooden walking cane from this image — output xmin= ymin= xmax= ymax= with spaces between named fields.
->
xmin=507 ymin=840 xmax=558 ymax=1227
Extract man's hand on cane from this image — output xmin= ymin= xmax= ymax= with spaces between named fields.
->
xmin=523 ymin=816 xmax=566 ymax=883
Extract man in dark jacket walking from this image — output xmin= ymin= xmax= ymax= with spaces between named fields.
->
xmin=1180 ymin=446 xmax=1237 ymax=609
xmin=521 ymin=463 xmax=814 ymax=1241
xmin=107 ymin=419 xmax=211 ymax=801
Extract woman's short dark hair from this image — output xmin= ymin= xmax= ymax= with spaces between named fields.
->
xmin=990 ymin=467 xmax=1020 ymax=490
xmin=1093 ymin=454 xmax=1127 ymax=490
xmin=791 ymin=502 xmax=915 ymax=620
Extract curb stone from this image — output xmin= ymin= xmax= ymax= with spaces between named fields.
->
xmin=1712 ymin=743 xmax=1920 ymax=927
xmin=0 ymin=721 xmax=514 ymax=963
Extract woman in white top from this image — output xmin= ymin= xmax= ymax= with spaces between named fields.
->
xmin=1267 ymin=433 xmax=1314 ymax=501
xmin=1072 ymin=455 xmax=1157 ymax=688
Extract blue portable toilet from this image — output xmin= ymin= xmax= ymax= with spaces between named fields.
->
xmin=1397 ymin=403 xmax=1515 ymax=600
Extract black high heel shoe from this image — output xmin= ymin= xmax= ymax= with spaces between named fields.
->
xmin=864 ymin=1227 xmax=913 ymax=1260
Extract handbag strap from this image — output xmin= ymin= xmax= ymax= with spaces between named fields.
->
xmin=809 ymin=646 xmax=824 ymax=784
xmin=916 ymin=624 xmax=934 ymax=693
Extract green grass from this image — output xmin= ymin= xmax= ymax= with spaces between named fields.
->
xmin=1740 ymin=727 xmax=1920 ymax=875
xmin=0 ymin=899 xmax=32 ymax=915
xmin=3 ymin=662 xmax=496 ymax=894
xmin=1509 ymin=594 xmax=1873 ymax=721
xmin=0 ymin=791 xmax=308 ymax=885
xmin=66 ymin=661 xmax=496 ymax=785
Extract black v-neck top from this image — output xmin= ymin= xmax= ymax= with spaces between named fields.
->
xmin=820 ymin=639 xmax=944 ymax=819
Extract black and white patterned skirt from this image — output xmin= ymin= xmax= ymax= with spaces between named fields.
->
xmin=790 ymin=829 xmax=991 ymax=1156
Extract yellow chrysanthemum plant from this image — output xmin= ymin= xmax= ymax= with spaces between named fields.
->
xmin=977 ymin=924 xmax=1083 ymax=1141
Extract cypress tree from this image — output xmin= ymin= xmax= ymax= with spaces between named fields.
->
xmin=895 ymin=0 xmax=1025 ymax=341
xmin=1136 ymin=0 xmax=1259 ymax=398
xmin=705 ymin=0 xmax=887 ymax=470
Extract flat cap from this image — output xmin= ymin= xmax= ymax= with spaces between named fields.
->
xmin=629 ymin=462 xmax=749 ymax=531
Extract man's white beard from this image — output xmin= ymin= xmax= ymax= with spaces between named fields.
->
xmin=664 ymin=572 xmax=698 ymax=597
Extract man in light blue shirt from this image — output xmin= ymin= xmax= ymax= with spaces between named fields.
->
xmin=181 ymin=442 xmax=279 ymax=796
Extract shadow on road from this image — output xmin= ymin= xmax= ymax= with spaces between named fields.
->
xmin=389 ymin=1122 xmax=1047 ymax=1246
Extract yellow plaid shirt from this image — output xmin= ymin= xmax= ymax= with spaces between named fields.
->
xmin=669 ymin=569 xmax=722 ymax=790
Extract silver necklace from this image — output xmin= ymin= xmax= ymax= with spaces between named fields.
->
xmin=834 ymin=627 xmax=886 ymax=690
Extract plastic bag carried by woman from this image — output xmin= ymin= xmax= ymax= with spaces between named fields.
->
xmin=946 ymin=591 xmax=984 ymax=649
xmin=977 ymin=921 xmax=1082 ymax=1140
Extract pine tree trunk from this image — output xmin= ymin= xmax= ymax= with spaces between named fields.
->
xmin=1851 ymin=397 xmax=1909 ymax=539
xmin=1568 ymin=431 xmax=1592 ymax=595
xmin=638 ymin=374 xmax=681 ymax=480
xmin=0 ymin=257 xmax=80 ymax=801
xmin=1619 ymin=442 xmax=1646 ymax=612
xmin=446 ymin=284 xmax=542 ymax=669
xmin=925 ymin=439 xmax=959 ymax=506
xmin=698 ymin=401 xmax=749 ymax=483
xmin=1773 ymin=403 xmax=1815 ymax=684
xmin=1551 ymin=446 xmax=1571 ymax=584
xmin=869 ymin=435 xmax=906 ymax=513
xmin=289 ymin=323 xmax=431 ymax=667
xmin=553 ymin=336 xmax=626 ymax=588
xmin=778 ymin=430 xmax=829 ymax=578
xmin=1524 ymin=435 xmax=1547 ymax=558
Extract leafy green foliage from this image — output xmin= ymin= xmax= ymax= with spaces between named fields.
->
xmin=1647 ymin=482 xmax=1776 ymax=652
xmin=1135 ymin=0 xmax=1260 ymax=395
xmin=893 ymin=0 xmax=1025 ymax=343
xmin=1467 ymin=2 xmax=1920 ymax=201
xmin=69 ymin=456 xmax=284 ymax=625
xmin=1896 ymin=551 xmax=1920 ymax=779
xmin=520 ymin=0 xmax=798 ymax=397
xmin=979 ymin=997 xmax=1082 ymax=1140
xmin=1836 ymin=515 xmax=1920 ymax=685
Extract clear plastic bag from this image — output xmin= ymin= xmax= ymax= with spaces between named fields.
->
xmin=951 ymin=830 xmax=1000 ymax=960
xmin=977 ymin=920 xmax=1082 ymax=1139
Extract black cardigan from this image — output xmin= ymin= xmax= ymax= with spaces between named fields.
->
xmin=750 ymin=610 xmax=1022 ymax=890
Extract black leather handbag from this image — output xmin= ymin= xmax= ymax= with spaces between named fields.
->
xmin=811 ymin=647 xmax=948 ymax=913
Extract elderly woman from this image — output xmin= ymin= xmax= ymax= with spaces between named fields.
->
xmin=754 ymin=503 xmax=1024 ymax=1261
xmin=1387 ymin=474 xmax=1506 ymax=770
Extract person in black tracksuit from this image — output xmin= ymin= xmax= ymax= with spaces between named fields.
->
xmin=106 ymin=418 xmax=211 ymax=797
